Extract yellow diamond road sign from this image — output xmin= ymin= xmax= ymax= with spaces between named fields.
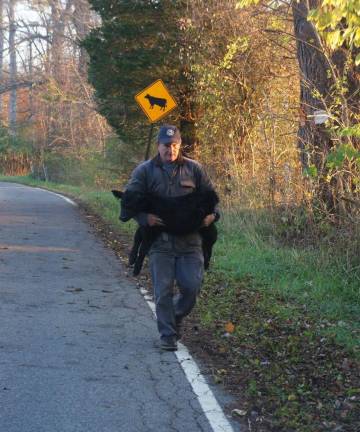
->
xmin=135 ymin=79 xmax=177 ymax=123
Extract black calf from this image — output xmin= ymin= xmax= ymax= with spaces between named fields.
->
xmin=112 ymin=190 xmax=219 ymax=275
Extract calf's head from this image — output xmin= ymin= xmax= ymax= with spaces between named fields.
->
xmin=112 ymin=189 xmax=148 ymax=222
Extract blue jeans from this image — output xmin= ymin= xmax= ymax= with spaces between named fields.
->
xmin=149 ymin=232 xmax=204 ymax=340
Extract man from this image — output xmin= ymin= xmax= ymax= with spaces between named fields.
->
xmin=125 ymin=125 xmax=219 ymax=351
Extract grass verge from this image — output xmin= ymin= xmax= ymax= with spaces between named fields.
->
xmin=215 ymin=211 xmax=360 ymax=353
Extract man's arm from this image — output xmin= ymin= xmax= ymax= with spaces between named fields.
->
xmin=125 ymin=163 xmax=164 ymax=227
xmin=125 ymin=164 xmax=149 ymax=226
xmin=195 ymin=163 xmax=220 ymax=223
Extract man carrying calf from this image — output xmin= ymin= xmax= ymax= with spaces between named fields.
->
xmin=125 ymin=125 xmax=219 ymax=351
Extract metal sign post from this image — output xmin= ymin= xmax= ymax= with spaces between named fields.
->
xmin=144 ymin=123 xmax=154 ymax=161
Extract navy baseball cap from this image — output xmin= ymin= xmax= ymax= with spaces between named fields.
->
xmin=157 ymin=125 xmax=182 ymax=145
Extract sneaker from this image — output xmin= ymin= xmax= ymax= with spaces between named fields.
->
xmin=160 ymin=337 xmax=177 ymax=351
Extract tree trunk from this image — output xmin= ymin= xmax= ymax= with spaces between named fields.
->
xmin=179 ymin=90 xmax=198 ymax=156
xmin=72 ymin=0 xmax=90 ymax=76
xmin=177 ymin=66 xmax=198 ymax=155
xmin=50 ymin=1 xmax=65 ymax=82
xmin=292 ymin=0 xmax=335 ymax=210
xmin=28 ymin=40 xmax=34 ymax=121
xmin=0 ymin=0 xmax=4 ymax=120
xmin=292 ymin=0 xmax=331 ymax=167
xmin=8 ymin=0 xmax=17 ymax=134
xmin=292 ymin=0 xmax=359 ymax=212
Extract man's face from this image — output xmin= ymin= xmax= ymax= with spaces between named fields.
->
xmin=158 ymin=142 xmax=181 ymax=163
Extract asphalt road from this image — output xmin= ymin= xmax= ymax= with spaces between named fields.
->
xmin=0 ymin=182 xmax=235 ymax=432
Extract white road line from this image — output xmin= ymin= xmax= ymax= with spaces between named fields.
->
xmin=139 ymin=286 xmax=235 ymax=432
xmin=35 ymin=187 xmax=77 ymax=206
xmin=0 ymin=183 xmax=77 ymax=206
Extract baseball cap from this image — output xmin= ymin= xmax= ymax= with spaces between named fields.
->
xmin=157 ymin=125 xmax=182 ymax=145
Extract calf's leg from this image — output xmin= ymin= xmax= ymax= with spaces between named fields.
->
xmin=199 ymin=224 xmax=218 ymax=269
xmin=133 ymin=229 xmax=159 ymax=276
xmin=129 ymin=228 xmax=142 ymax=266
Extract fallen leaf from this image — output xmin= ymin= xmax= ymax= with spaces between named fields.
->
xmin=225 ymin=322 xmax=235 ymax=333
xmin=232 ymin=409 xmax=247 ymax=417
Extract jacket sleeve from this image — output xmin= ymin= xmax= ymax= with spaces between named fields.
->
xmin=126 ymin=163 xmax=147 ymax=193
xmin=125 ymin=163 xmax=149 ymax=226
xmin=195 ymin=163 xmax=221 ymax=222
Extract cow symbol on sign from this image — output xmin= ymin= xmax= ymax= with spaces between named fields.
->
xmin=135 ymin=79 xmax=177 ymax=123
xmin=144 ymin=94 xmax=167 ymax=111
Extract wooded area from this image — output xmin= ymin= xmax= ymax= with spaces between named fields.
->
xmin=0 ymin=0 xmax=358 ymax=238
xmin=0 ymin=0 xmax=110 ymax=184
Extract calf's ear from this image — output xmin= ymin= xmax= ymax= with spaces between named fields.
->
xmin=112 ymin=190 xmax=123 ymax=199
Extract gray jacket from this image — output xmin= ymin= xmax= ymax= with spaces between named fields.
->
xmin=125 ymin=153 xmax=219 ymax=250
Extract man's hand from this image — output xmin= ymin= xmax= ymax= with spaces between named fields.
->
xmin=202 ymin=213 xmax=216 ymax=227
xmin=147 ymin=213 xmax=165 ymax=227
